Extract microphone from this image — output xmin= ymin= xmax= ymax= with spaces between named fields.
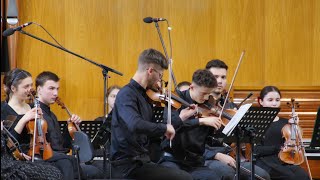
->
xmin=143 ymin=17 xmax=166 ymax=23
xmin=3 ymin=22 xmax=33 ymax=37
xmin=237 ymin=92 xmax=253 ymax=109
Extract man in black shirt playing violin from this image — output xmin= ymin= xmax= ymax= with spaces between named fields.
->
xmin=36 ymin=71 xmax=103 ymax=179
xmin=110 ymin=48 xmax=192 ymax=179
xmin=159 ymin=69 xmax=226 ymax=179
xmin=204 ymin=59 xmax=270 ymax=180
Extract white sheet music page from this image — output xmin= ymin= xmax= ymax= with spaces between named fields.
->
xmin=222 ymin=103 xmax=252 ymax=136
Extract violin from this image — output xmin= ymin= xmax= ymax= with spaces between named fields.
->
xmin=146 ymin=88 xmax=236 ymax=125
xmin=278 ymin=98 xmax=313 ymax=178
xmin=55 ymin=97 xmax=81 ymax=140
xmin=26 ymin=98 xmax=53 ymax=161
xmin=2 ymin=126 xmax=25 ymax=160
xmin=146 ymin=88 xmax=187 ymax=109
xmin=278 ymin=98 xmax=304 ymax=165
xmin=229 ymin=143 xmax=251 ymax=162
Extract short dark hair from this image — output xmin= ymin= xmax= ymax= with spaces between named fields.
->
xmin=36 ymin=71 xmax=60 ymax=88
xmin=192 ymin=69 xmax=217 ymax=88
xmin=138 ymin=48 xmax=168 ymax=70
xmin=205 ymin=59 xmax=228 ymax=70
xmin=3 ymin=68 xmax=32 ymax=101
xmin=259 ymin=86 xmax=282 ymax=100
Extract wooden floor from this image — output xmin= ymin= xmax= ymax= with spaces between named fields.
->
xmin=300 ymin=158 xmax=320 ymax=180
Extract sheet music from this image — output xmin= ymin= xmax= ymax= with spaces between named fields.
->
xmin=222 ymin=103 xmax=252 ymax=136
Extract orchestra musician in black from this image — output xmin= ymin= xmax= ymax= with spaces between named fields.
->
xmin=204 ymin=59 xmax=270 ymax=180
xmin=110 ymin=48 xmax=192 ymax=179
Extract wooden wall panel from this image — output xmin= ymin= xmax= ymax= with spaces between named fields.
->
xmin=9 ymin=0 xmax=319 ymax=120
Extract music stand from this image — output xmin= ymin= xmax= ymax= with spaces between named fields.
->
xmin=59 ymin=121 xmax=103 ymax=138
xmin=152 ymin=106 xmax=165 ymax=123
xmin=310 ymin=107 xmax=320 ymax=148
xmin=223 ymin=106 xmax=280 ymax=180
xmin=91 ymin=119 xmax=112 ymax=179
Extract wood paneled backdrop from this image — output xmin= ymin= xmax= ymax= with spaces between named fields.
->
xmin=3 ymin=0 xmax=319 ymax=120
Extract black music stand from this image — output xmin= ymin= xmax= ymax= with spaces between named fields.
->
xmin=310 ymin=107 xmax=320 ymax=148
xmin=150 ymin=107 xmax=165 ymax=162
xmin=223 ymin=106 xmax=280 ymax=180
xmin=152 ymin=106 xmax=165 ymax=123
xmin=59 ymin=121 xmax=102 ymax=155
xmin=91 ymin=119 xmax=112 ymax=179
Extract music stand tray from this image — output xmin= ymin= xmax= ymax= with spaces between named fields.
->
xmin=222 ymin=104 xmax=280 ymax=180
xmin=59 ymin=121 xmax=102 ymax=140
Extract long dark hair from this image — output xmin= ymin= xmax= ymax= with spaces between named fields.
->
xmin=3 ymin=68 xmax=32 ymax=101
xmin=258 ymin=86 xmax=281 ymax=105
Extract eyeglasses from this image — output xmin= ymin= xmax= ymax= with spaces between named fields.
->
xmin=148 ymin=68 xmax=163 ymax=79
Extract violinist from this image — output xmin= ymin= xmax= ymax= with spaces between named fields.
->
xmin=254 ymin=86 xmax=309 ymax=180
xmin=204 ymin=59 xmax=270 ymax=180
xmin=205 ymin=59 xmax=237 ymax=109
xmin=110 ymin=48 xmax=192 ymax=179
xmin=35 ymin=71 xmax=103 ymax=179
xmin=1 ymin=68 xmax=64 ymax=179
xmin=94 ymin=85 xmax=121 ymax=122
xmin=159 ymin=69 xmax=225 ymax=179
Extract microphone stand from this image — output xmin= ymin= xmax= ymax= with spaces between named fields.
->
xmin=18 ymin=30 xmax=123 ymax=117
xmin=154 ymin=22 xmax=178 ymax=92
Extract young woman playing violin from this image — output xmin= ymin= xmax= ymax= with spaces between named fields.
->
xmin=255 ymin=86 xmax=309 ymax=180
xmin=1 ymin=68 xmax=62 ymax=179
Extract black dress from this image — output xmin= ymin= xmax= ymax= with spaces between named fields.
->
xmin=255 ymin=117 xmax=309 ymax=180
xmin=1 ymin=102 xmax=77 ymax=180
xmin=1 ymin=130 xmax=63 ymax=180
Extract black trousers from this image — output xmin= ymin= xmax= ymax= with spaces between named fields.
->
xmin=256 ymin=157 xmax=309 ymax=180
xmin=46 ymin=152 xmax=76 ymax=180
xmin=160 ymin=160 xmax=222 ymax=180
xmin=112 ymin=159 xmax=192 ymax=180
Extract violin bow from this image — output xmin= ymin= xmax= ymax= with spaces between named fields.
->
xmin=219 ymin=50 xmax=245 ymax=121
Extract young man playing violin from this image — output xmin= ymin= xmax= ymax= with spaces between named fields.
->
xmin=36 ymin=71 xmax=103 ymax=179
xmin=204 ymin=59 xmax=270 ymax=180
xmin=110 ymin=48 xmax=192 ymax=180
xmin=35 ymin=71 xmax=80 ymax=179
xmin=159 ymin=69 xmax=227 ymax=179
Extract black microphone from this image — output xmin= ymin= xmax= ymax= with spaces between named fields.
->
xmin=3 ymin=22 xmax=33 ymax=37
xmin=237 ymin=92 xmax=253 ymax=109
xmin=143 ymin=17 xmax=166 ymax=23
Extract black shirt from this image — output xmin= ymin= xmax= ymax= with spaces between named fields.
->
xmin=110 ymin=79 xmax=167 ymax=160
xmin=39 ymin=101 xmax=71 ymax=152
xmin=2 ymin=101 xmax=70 ymax=153
xmin=2 ymin=102 xmax=30 ymax=153
xmin=255 ymin=118 xmax=288 ymax=157
xmin=162 ymin=90 xmax=214 ymax=166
